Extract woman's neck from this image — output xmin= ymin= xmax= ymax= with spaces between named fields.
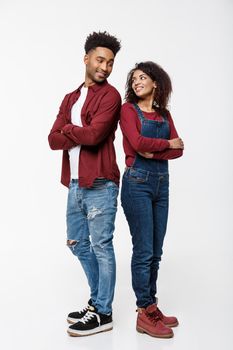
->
xmin=137 ymin=98 xmax=154 ymax=112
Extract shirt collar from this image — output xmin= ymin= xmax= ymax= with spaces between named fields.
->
xmin=76 ymin=80 xmax=108 ymax=93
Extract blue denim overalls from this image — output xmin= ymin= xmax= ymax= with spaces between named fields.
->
xmin=121 ymin=103 xmax=170 ymax=308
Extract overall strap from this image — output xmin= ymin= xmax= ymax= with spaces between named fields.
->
xmin=133 ymin=103 xmax=168 ymax=122
xmin=133 ymin=103 xmax=145 ymax=123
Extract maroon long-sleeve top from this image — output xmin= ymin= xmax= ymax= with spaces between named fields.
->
xmin=120 ymin=102 xmax=183 ymax=167
xmin=48 ymin=81 xmax=121 ymax=188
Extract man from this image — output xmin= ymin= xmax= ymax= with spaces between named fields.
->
xmin=48 ymin=31 xmax=121 ymax=337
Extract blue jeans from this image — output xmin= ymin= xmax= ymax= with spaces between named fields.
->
xmin=121 ymin=167 xmax=169 ymax=308
xmin=66 ymin=178 xmax=119 ymax=314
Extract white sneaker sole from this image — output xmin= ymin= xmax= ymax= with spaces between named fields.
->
xmin=67 ymin=322 xmax=113 ymax=337
xmin=67 ymin=317 xmax=79 ymax=324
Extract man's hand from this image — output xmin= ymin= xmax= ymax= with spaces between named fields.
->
xmin=168 ymin=138 xmax=184 ymax=149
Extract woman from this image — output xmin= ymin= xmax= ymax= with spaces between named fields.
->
xmin=120 ymin=61 xmax=184 ymax=338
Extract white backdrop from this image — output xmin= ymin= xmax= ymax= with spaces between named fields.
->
xmin=0 ymin=1 xmax=232 ymax=349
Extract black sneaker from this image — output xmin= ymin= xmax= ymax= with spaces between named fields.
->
xmin=67 ymin=299 xmax=93 ymax=324
xmin=67 ymin=306 xmax=113 ymax=337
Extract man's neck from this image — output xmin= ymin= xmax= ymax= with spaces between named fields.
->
xmin=84 ymin=76 xmax=96 ymax=87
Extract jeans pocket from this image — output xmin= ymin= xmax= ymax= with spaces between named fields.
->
xmin=127 ymin=168 xmax=148 ymax=183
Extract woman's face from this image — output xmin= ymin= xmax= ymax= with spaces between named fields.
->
xmin=131 ymin=69 xmax=156 ymax=99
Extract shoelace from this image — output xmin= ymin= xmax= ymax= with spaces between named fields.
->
xmin=77 ymin=306 xmax=89 ymax=315
xmin=155 ymin=307 xmax=164 ymax=320
xmin=79 ymin=311 xmax=97 ymax=324
xmin=146 ymin=311 xmax=160 ymax=325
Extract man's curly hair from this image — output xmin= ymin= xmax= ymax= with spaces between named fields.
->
xmin=84 ymin=31 xmax=121 ymax=56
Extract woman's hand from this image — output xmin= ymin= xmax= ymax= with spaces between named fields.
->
xmin=138 ymin=152 xmax=154 ymax=158
xmin=168 ymin=138 xmax=184 ymax=149
xmin=138 ymin=138 xmax=184 ymax=158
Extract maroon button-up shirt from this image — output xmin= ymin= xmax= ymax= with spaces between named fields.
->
xmin=48 ymin=80 xmax=121 ymax=188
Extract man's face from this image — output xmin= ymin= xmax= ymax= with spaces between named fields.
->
xmin=84 ymin=47 xmax=115 ymax=84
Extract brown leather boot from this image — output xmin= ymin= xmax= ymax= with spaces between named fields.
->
xmin=136 ymin=304 xmax=173 ymax=338
xmin=156 ymin=305 xmax=179 ymax=327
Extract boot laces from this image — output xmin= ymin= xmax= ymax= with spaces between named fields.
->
xmin=155 ymin=307 xmax=164 ymax=320
xmin=146 ymin=311 xmax=160 ymax=325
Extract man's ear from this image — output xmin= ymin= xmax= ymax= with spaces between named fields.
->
xmin=84 ymin=54 xmax=89 ymax=65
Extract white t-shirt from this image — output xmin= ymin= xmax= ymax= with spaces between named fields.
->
xmin=68 ymin=86 xmax=88 ymax=179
